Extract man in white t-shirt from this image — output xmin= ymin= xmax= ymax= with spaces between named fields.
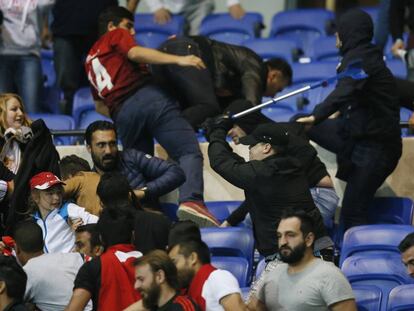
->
xmin=13 ymin=220 xmax=92 ymax=311
xmin=248 ymin=210 xmax=356 ymax=311
xmin=168 ymin=240 xmax=246 ymax=311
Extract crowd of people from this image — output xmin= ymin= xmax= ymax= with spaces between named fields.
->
xmin=0 ymin=1 xmax=413 ymax=310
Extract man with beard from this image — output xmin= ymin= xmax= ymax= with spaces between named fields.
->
xmin=63 ymin=120 xmax=185 ymax=214
xmin=248 ymin=210 xmax=356 ymax=311
xmin=126 ymin=250 xmax=199 ymax=311
xmin=168 ymin=240 xmax=246 ymax=311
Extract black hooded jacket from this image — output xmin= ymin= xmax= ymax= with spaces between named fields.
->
xmin=313 ymin=9 xmax=401 ymax=144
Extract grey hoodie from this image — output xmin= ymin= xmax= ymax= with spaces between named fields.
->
xmin=0 ymin=0 xmax=54 ymax=56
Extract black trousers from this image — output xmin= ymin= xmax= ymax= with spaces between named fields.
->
xmin=308 ymin=118 xmax=402 ymax=231
xmin=152 ymin=37 xmax=221 ymax=129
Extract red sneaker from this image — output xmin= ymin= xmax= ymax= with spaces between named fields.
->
xmin=177 ymin=201 xmax=220 ymax=227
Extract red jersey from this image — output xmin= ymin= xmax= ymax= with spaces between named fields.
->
xmin=85 ymin=28 xmax=150 ymax=116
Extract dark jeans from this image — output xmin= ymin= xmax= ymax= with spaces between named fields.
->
xmin=308 ymin=119 xmax=402 ymax=231
xmin=53 ymin=35 xmax=95 ymax=114
xmin=0 ymin=54 xmax=42 ymax=113
xmin=115 ymin=84 xmax=204 ymax=203
xmin=153 ymin=37 xmax=221 ymax=128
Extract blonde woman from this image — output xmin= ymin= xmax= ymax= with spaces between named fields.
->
xmin=0 ymin=93 xmax=32 ymax=174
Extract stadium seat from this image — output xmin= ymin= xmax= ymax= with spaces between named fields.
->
xmin=386 ymin=59 xmax=407 ymax=79
xmin=261 ymin=104 xmax=297 ymax=122
xmin=200 ymin=13 xmax=263 ymax=45
xmin=342 ymin=254 xmax=414 ymax=311
xmin=400 ymin=108 xmax=413 ymax=137
xmin=352 ymin=284 xmax=383 ymax=311
xmin=40 ymin=50 xmax=61 ymax=113
xmin=72 ymin=87 xmax=94 ymax=126
xmin=309 ymin=36 xmax=339 ymax=62
xmin=201 ymin=227 xmax=255 ymax=274
xmin=134 ymin=14 xmax=184 ymax=48
xmin=211 ymin=256 xmax=250 ymax=287
xmin=368 ymin=197 xmax=414 ymax=225
xmin=388 ymin=284 xmax=414 ymax=311
xmin=270 ymin=9 xmax=334 ymax=56
xmin=340 ymin=224 xmax=414 ymax=267
xmin=78 ymin=110 xmax=112 ymax=130
xmin=291 ymin=62 xmax=337 ymax=85
xmin=255 ymin=257 xmax=266 ymax=279
xmin=29 ymin=113 xmax=75 ymax=145
xmin=242 ymin=38 xmax=299 ymax=62
xmin=205 ymin=201 xmax=242 ymax=223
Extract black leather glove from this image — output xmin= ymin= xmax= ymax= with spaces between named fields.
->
xmin=201 ymin=115 xmax=234 ymax=141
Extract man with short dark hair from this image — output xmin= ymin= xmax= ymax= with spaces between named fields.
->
xmin=399 ymin=232 xmax=414 ymax=278
xmin=86 ymin=6 xmax=220 ymax=227
xmin=64 ymin=120 xmax=185 ymax=214
xmin=66 ymin=207 xmax=142 ymax=311
xmin=168 ymin=240 xmax=246 ymax=311
xmin=74 ymin=224 xmax=104 ymax=258
xmin=127 ymin=249 xmax=199 ymax=311
xmin=0 ymin=255 xmax=27 ymax=311
xmin=248 ymin=210 xmax=356 ymax=311
xmin=13 ymin=221 xmax=91 ymax=311
xmin=154 ymin=36 xmax=293 ymax=130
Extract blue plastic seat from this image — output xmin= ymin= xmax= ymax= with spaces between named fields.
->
xmin=261 ymin=105 xmax=296 ymax=122
xmin=201 ymin=227 xmax=255 ymax=274
xmin=386 ymin=59 xmax=407 ymax=79
xmin=291 ymin=62 xmax=337 ymax=85
xmin=29 ymin=113 xmax=75 ymax=145
xmin=352 ymin=284 xmax=383 ymax=311
xmin=78 ymin=110 xmax=112 ymax=130
xmin=270 ymin=9 xmax=334 ymax=56
xmin=309 ymin=36 xmax=339 ymax=62
xmin=134 ymin=14 xmax=184 ymax=48
xmin=211 ymin=256 xmax=250 ymax=287
xmin=342 ymin=254 xmax=414 ymax=311
xmin=205 ymin=201 xmax=242 ymax=223
xmin=388 ymin=284 xmax=414 ymax=311
xmin=242 ymin=38 xmax=299 ymax=62
xmin=255 ymin=257 xmax=266 ymax=280
xmin=72 ymin=87 xmax=95 ymax=127
xmin=200 ymin=13 xmax=263 ymax=45
xmin=40 ymin=50 xmax=61 ymax=113
xmin=400 ymin=108 xmax=413 ymax=137
xmin=368 ymin=197 xmax=414 ymax=225
xmin=340 ymin=224 xmax=414 ymax=267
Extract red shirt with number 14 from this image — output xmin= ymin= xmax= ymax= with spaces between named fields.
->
xmin=85 ymin=28 xmax=150 ymax=116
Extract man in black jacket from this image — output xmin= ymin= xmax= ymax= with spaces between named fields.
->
xmin=153 ymin=36 xmax=292 ymax=129
xmin=297 ymin=9 xmax=402 ymax=231
xmin=205 ymin=121 xmax=331 ymax=257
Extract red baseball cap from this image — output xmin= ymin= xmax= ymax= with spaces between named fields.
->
xmin=29 ymin=172 xmax=66 ymax=191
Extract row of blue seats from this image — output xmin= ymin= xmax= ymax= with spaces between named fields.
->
xmin=133 ymin=7 xmax=400 ymax=61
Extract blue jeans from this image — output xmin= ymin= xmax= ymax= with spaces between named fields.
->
xmin=0 ymin=54 xmax=42 ymax=113
xmin=310 ymin=187 xmax=339 ymax=227
xmin=53 ymin=36 xmax=94 ymax=113
xmin=115 ymin=84 xmax=204 ymax=203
